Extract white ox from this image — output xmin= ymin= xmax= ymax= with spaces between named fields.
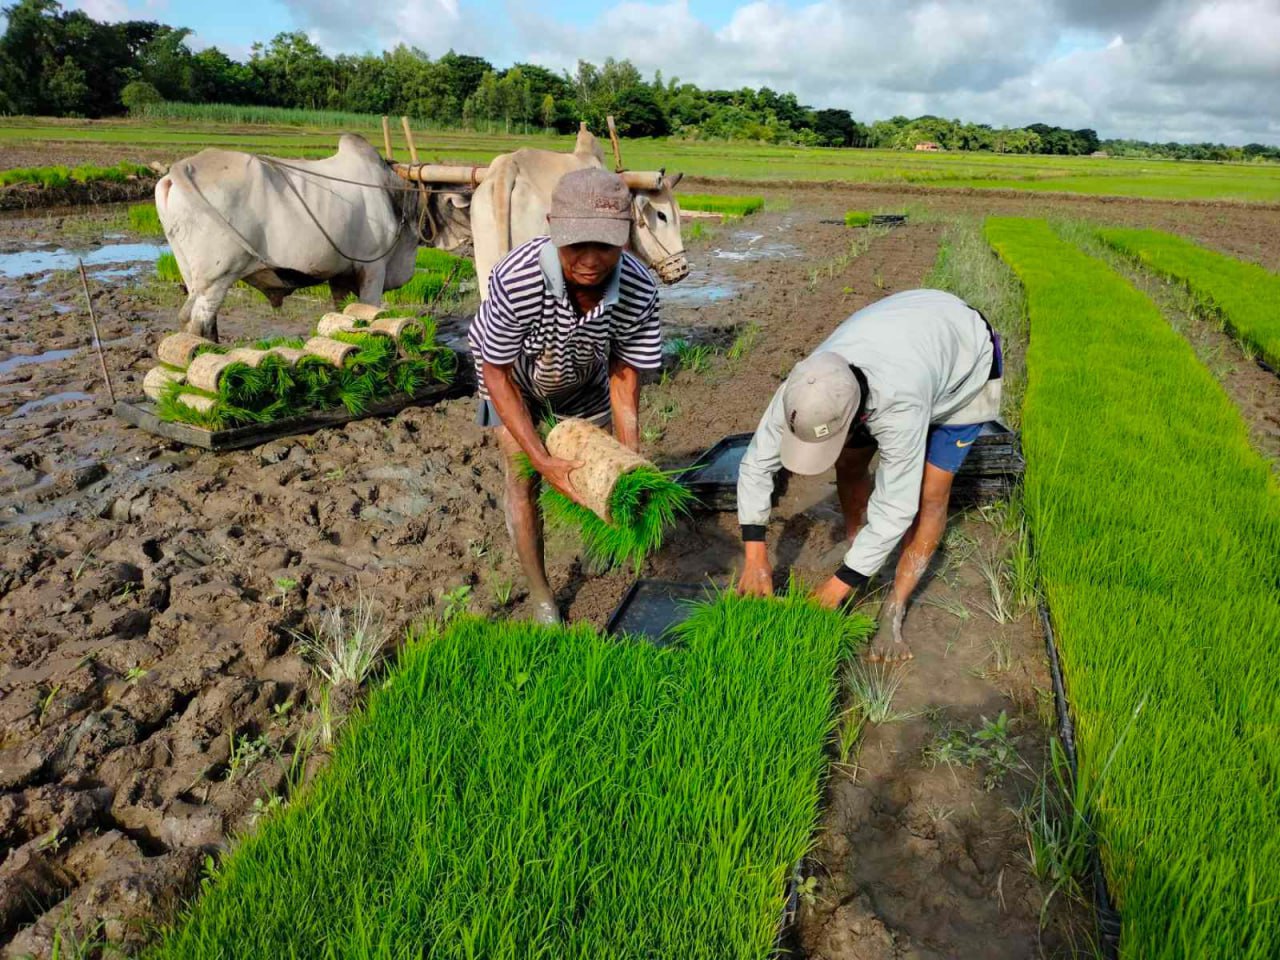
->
xmin=156 ymin=134 xmax=469 ymax=341
xmin=470 ymin=127 xmax=690 ymax=297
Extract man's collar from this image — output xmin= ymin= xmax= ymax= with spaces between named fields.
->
xmin=539 ymin=238 xmax=622 ymax=308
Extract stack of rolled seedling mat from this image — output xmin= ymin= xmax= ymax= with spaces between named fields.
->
xmin=536 ymin=418 xmax=694 ymax=571
xmin=142 ymin=303 xmax=456 ymax=430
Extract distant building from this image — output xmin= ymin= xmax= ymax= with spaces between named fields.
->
xmin=914 ymin=141 xmax=941 ymax=152
xmin=1090 ymin=150 xmax=1110 ymax=158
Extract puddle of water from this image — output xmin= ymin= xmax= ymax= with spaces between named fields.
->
xmin=0 ymin=242 xmax=168 ymax=279
xmin=711 ymin=228 xmax=800 ymax=262
xmin=660 ymin=269 xmax=744 ymax=306
xmin=11 ymin=390 xmax=93 ymax=416
xmin=0 ymin=347 xmax=78 ymax=376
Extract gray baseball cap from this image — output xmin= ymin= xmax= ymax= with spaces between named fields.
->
xmin=779 ymin=352 xmax=862 ymax=475
xmin=547 ymin=168 xmax=632 ymax=248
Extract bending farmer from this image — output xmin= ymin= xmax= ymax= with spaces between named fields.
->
xmin=736 ymin=289 xmax=1003 ymax=661
xmin=468 ymin=168 xmax=662 ymax=624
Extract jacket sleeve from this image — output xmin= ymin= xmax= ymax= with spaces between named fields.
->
xmin=737 ymin=386 xmax=787 ymax=527
xmin=843 ymin=402 xmax=929 ymax=576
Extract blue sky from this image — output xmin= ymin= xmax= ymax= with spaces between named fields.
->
xmin=57 ymin=0 xmax=1280 ymax=143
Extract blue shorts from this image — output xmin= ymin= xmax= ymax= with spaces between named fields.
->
xmin=925 ymin=422 xmax=985 ymax=473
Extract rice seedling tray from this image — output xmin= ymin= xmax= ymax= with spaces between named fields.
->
xmin=950 ymin=419 xmax=1024 ymax=505
xmin=680 ymin=433 xmax=789 ymax=511
xmin=114 ymin=375 xmax=471 ymax=451
xmin=604 ymin=579 xmax=707 ymax=643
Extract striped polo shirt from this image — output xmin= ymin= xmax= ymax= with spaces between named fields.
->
xmin=468 ymin=236 xmax=662 ymax=419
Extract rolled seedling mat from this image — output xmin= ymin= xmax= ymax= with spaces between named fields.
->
xmin=269 ymin=346 xmax=307 ymax=366
xmin=224 ymin=347 xmax=270 ymax=367
xmin=342 ymin=302 xmax=383 ymax=321
xmin=156 ymin=331 xmax=213 ymax=368
xmin=170 ymin=390 xmax=217 ymax=415
xmin=185 ymin=352 xmax=244 ymax=393
xmin=304 ymin=336 xmax=359 ymax=367
xmin=545 ymin=418 xmax=650 ymax=523
xmin=142 ymin=365 xmax=185 ymax=400
xmin=317 ymin=313 xmax=392 ymax=338
xmin=370 ymin=315 xmax=420 ymax=339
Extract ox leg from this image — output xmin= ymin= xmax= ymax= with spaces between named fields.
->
xmin=184 ymin=276 xmax=236 ymax=342
xmin=329 ymin=274 xmax=358 ymax=310
xmin=356 ymin=264 xmax=387 ymax=306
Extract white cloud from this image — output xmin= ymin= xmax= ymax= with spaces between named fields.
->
xmin=272 ymin=0 xmax=1280 ymax=142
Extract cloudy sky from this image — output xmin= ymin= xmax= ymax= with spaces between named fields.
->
xmin=66 ymin=0 xmax=1280 ymax=144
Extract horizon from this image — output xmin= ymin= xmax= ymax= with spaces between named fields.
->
xmin=39 ymin=0 xmax=1280 ymax=146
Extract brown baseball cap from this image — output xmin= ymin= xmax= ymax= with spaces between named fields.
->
xmin=547 ymin=168 xmax=632 ymax=248
xmin=779 ymin=352 xmax=862 ymax=475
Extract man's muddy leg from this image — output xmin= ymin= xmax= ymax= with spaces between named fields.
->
xmin=834 ymin=445 xmax=875 ymax=540
xmin=868 ymin=462 xmax=955 ymax=662
xmin=496 ymin=426 xmax=560 ymax=624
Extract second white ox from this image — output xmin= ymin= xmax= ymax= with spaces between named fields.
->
xmin=156 ymin=134 xmax=469 ymax=341
xmin=470 ymin=128 xmax=690 ymax=296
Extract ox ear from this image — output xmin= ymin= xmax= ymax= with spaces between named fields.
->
xmin=666 ymin=172 xmax=684 ymax=191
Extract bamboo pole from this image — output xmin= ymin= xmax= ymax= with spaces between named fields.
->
xmin=392 ymin=163 xmax=489 ymax=185
xmin=77 ymin=260 xmax=115 ymax=404
xmin=400 ymin=116 xmax=419 ymax=164
xmin=381 ymin=116 xmax=394 ymax=160
xmin=606 ymin=115 xmax=624 ymax=172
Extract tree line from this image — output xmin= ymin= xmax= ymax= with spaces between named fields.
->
xmin=2 ymin=0 xmax=1276 ymax=161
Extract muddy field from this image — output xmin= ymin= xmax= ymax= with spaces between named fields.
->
xmin=3 ymin=177 xmax=1279 ymax=958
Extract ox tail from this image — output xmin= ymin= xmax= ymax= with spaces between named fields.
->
xmin=492 ymin=158 xmax=518 ymax=260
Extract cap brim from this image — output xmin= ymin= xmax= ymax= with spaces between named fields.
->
xmin=549 ymin=217 xmax=631 ymax=248
xmin=779 ymin=428 xmax=848 ymax=475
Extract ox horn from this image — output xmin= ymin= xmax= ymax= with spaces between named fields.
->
xmin=620 ymin=170 xmax=665 ymax=191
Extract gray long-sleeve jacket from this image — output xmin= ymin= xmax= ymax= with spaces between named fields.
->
xmin=737 ymin=289 xmax=997 ymax=577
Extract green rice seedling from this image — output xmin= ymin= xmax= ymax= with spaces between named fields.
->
xmin=540 ymin=463 xmax=695 ymax=571
xmin=69 ymin=161 xmax=152 ymax=183
xmin=1097 ymin=226 xmax=1280 ymax=370
xmin=677 ymin=194 xmax=764 ymax=216
xmin=155 ymin=252 xmax=182 ymax=283
xmin=415 ymin=247 xmax=476 ymax=277
xmin=987 ymin=216 xmax=1280 ymax=957
xmin=128 ymin=203 xmax=164 ymax=236
xmin=844 ymin=210 xmax=872 ymax=227
xmin=727 ymin=321 xmax=762 ymax=363
xmin=669 ymin=338 xmax=714 ymax=373
xmin=0 ymin=165 xmax=71 ymax=188
xmin=384 ymin=270 xmax=447 ymax=305
xmin=150 ymin=589 xmax=874 ymax=959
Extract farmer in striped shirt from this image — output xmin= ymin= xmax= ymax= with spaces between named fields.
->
xmin=468 ymin=168 xmax=662 ymax=624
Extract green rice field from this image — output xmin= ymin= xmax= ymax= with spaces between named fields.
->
xmin=3 ymin=115 xmax=1278 ymax=202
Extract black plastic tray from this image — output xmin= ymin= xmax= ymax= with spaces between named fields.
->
xmin=604 ymin=579 xmax=707 ymax=645
xmin=679 ymin=433 xmax=789 ymax=512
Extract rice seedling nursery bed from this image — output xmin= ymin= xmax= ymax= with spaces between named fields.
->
xmin=985 ymin=216 xmax=1280 ymax=958
xmin=150 ymin=591 xmax=873 ymax=959
xmin=677 ymin=193 xmax=765 ymax=216
xmin=1096 ymin=226 xmax=1280 ymax=371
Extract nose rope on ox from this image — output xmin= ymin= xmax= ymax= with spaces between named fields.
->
xmin=635 ymin=215 xmax=690 ymax=283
